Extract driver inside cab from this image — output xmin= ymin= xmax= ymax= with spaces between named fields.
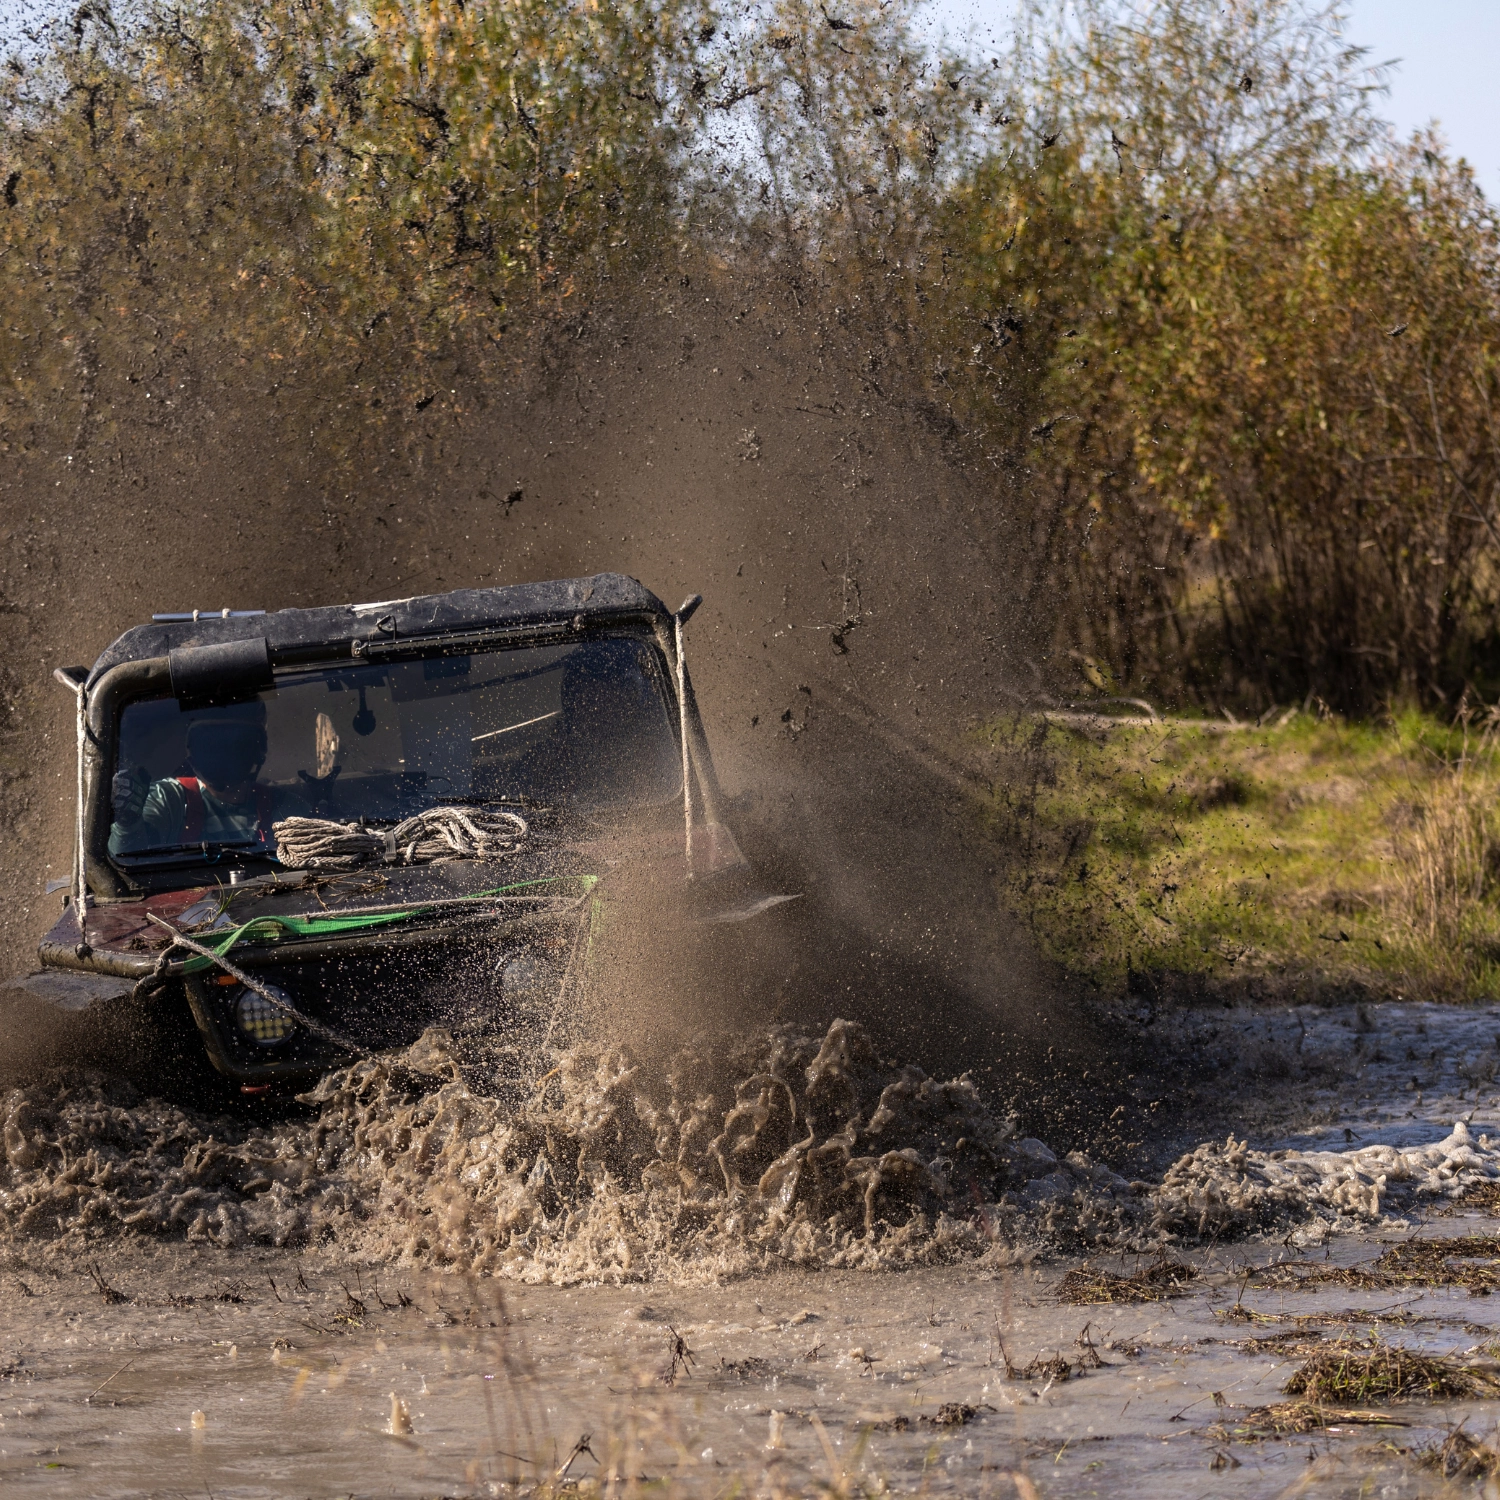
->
xmin=109 ymin=700 xmax=308 ymax=855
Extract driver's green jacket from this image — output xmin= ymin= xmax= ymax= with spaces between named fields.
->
xmin=108 ymin=779 xmax=310 ymax=856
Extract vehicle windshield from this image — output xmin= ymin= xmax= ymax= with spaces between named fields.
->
xmin=108 ymin=636 xmax=681 ymax=861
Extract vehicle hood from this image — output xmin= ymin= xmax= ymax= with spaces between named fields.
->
xmin=43 ymin=826 xmax=683 ymax=978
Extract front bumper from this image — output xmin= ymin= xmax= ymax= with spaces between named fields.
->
xmin=179 ymin=910 xmax=582 ymax=1087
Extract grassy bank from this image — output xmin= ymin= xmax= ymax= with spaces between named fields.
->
xmin=980 ymin=709 xmax=1500 ymax=1002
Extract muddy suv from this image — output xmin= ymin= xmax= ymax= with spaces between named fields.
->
xmin=12 ymin=575 xmax=773 ymax=1092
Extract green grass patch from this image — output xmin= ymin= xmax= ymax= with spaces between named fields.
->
xmin=978 ymin=709 xmax=1500 ymax=1000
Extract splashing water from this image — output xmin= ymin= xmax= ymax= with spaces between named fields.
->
xmin=4 ymin=1017 xmax=1499 ymax=1283
xmin=0 ymin=1021 xmax=1022 ymax=1281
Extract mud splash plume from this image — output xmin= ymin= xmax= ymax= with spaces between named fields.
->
xmin=9 ymin=1018 xmax=1500 ymax=1283
xmin=1 ymin=1021 xmax=1021 ymax=1281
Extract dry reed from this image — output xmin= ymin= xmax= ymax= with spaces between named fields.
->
xmin=1385 ymin=702 xmax=1500 ymax=977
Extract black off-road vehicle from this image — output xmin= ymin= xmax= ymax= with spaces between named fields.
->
xmin=9 ymin=575 xmax=780 ymax=1092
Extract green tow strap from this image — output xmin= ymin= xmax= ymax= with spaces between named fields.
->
xmin=178 ymin=874 xmax=598 ymax=974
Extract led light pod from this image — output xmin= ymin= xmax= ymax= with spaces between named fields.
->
xmin=235 ymin=989 xmax=295 ymax=1045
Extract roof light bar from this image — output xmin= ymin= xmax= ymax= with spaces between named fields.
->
xmin=152 ymin=609 xmax=267 ymax=622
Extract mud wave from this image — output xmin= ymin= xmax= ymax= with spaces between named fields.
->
xmin=3 ymin=1020 xmax=1497 ymax=1282
xmin=1148 ymin=1123 xmax=1500 ymax=1239
xmin=0 ymin=1021 xmax=1026 ymax=1281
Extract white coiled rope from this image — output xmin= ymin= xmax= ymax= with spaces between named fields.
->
xmin=273 ymin=806 xmax=528 ymax=870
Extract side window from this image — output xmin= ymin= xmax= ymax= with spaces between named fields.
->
xmin=116 ymin=695 xmax=191 ymax=781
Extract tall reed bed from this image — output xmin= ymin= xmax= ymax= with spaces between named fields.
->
xmin=1385 ymin=703 xmax=1500 ymax=988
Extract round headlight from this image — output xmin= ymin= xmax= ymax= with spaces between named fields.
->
xmin=236 ymin=990 xmax=295 ymax=1045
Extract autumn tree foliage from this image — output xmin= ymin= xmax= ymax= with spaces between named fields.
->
xmin=4 ymin=0 xmax=1499 ymax=712
xmin=0 ymin=0 xmax=707 ymax=447
xmin=963 ymin=1 xmax=1500 ymax=712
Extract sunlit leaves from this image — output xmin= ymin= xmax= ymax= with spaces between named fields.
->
xmin=0 ymin=0 xmax=709 ymax=438
xmin=938 ymin=1 xmax=1500 ymax=709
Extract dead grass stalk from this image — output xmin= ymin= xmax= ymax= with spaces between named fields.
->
xmin=1056 ymin=1258 xmax=1198 ymax=1304
xmin=1385 ymin=702 xmax=1500 ymax=970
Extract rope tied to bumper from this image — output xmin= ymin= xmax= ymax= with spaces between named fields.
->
xmin=273 ymin=806 xmax=528 ymax=871
xmin=145 ymin=912 xmax=362 ymax=1054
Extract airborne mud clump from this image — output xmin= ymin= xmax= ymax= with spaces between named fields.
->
xmin=7 ymin=1015 xmax=1500 ymax=1284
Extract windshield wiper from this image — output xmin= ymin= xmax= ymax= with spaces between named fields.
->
xmin=114 ymin=839 xmax=268 ymax=860
xmin=471 ymin=709 xmax=561 ymax=742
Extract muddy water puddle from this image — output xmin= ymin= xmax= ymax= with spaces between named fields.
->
xmin=7 ymin=999 xmax=1500 ymax=1494
xmin=5 ymin=1246 xmax=1500 ymax=1496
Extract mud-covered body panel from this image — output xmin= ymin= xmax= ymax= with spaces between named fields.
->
xmin=38 ymin=849 xmax=609 ymax=1085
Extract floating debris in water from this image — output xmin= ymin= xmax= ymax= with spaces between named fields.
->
xmin=1213 ymin=1401 xmax=1407 ymax=1439
xmin=1252 ymin=1233 xmax=1500 ymax=1293
xmin=1225 ymin=1328 xmax=1325 ymax=1356
xmin=1403 ymin=1427 xmax=1500 ymax=1481
xmin=1282 ymin=1340 xmax=1500 ymax=1402
xmin=1055 ymin=1257 xmax=1197 ymax=1304
xmin=921 ymin=1401 xmax=994 ymax=1427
